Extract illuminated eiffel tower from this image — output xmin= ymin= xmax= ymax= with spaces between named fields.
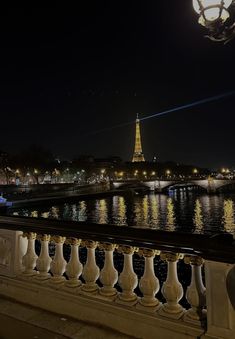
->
xmin=132 ymin=113 xmax=145 ymax=162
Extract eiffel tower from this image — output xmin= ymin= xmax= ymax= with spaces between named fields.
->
xmin=132 ymin=113 xmax=145 ymax=162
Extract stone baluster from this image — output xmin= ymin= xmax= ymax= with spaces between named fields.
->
xmin=158 ymin=252 xmax=185 ymax=319
xmin=117 ymin=245 xmax=138 ymax=305
xmin=99 ymin=243 xmax=118 ymax=298
xmin=65 ymin=238 xmax=83 ymax=287
xmin=21 ymin=232 xmax=38 ymax=276
xmin=183 ymin=255 xmax=206 ymax=324
xmin=50 ymin=236 xmax=67 ymax=284
xmin=137 ymin=248 xmax=161 ymax=311
xmin=36 ymin=234 xmax=52 ymax=280
xmin=81 ymin=240 xmax=100 ymax=293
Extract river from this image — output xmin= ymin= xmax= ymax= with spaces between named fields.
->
xmin=9 ymin=189 xmax=235 ymax=235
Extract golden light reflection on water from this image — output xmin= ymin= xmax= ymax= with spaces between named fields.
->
xmin=50 ymin=206 xmax=59 ymax=219
xmin=112 ymin=196 xmax=127 ymax=225
xmin=30 ymin=210 xmax=38 ymax=218
xmin=142 ymin=196 xmax=149 ymax=224
xmin=41 ymin=212 xmax=49 ymax=218
xmin=222 ymin=199 xmax=235 ymax=233
xmin=148 ymin=194 xmax=159 ymax=229
xmin=193 ymin=199 xmax=204 ymax=234
xmin=165 ymin=198 xmax=175 ymax=231
xmin=10 ymin=192 xmax=235 ymax=234
xmin=133 ymin=195 xmax=150 ymax=227
xmin=132 ymin=194 xmax=166 ymax=228
xmin=95 ymin=199 xmax=108 ymax=224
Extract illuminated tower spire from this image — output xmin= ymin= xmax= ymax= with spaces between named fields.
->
xmin=132 ymin=113 xmax=145 ymax=162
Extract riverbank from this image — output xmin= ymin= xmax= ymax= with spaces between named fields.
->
xmin=6 ymin=189 xmax=126 ymax=209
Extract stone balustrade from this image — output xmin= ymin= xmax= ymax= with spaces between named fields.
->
xmin=0 ymin=216 xmax=235 ymax=339
xmin=22 ymin=233 xmax=201 ymax=314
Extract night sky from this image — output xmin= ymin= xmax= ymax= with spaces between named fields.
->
xmin=1 ymin=3 xmax=235 ymax=168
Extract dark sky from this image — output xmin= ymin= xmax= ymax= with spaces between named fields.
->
xmin=1 ymin=3 xmax=235 ymax=168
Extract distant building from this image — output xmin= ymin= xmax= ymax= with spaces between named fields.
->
xmin=132 ymin=114 xmax=145 ymax=162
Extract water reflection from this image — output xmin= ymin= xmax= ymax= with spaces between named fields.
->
xmin=165 ymin=198 xmax=175 ymax=231
xmin=94 ymin=199 xmax=108 ymax=224
xmin=142 ymin=196 xmax=149 ymax=223
xmin=9 ymin=191 xmax=235 ymax=234
xmin=200 ymin=195 xmax=221 ymax=230
xmin=41 ymin=212 xmax=50 ymax=219
xmin=133 ymin=195 xmax=161 ymax=228
xmin=63 ymin=204 xmax=70 ymax=220
xmin=148 ymin=194 xmax=159 ymax=229
xmin=112 ymin=196 xmax=127 ymax=225
xmin=222 ymin=199 xmax=235 ymax=233
xmin=77 ymin=201 xmax=87 ymax=222
xmin=30 ymin=211 xmax=38 ymax=218
xmin=50 ymin=206 xmax=59 ymax=219
xmin=193 ymin=199 xmax=204 ymax=234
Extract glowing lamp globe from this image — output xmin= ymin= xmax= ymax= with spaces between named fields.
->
xmin=192 ymin=0 xmax=233 ymax=26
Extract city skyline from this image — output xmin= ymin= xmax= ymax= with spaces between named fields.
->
xmin=1 ymin=3 xmax=235 ymax=168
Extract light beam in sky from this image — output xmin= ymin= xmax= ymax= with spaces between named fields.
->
xmin=140 ymin=90 xmax=235 ymax=122
xmin=85 ymin=90 xmax=235 ymax=136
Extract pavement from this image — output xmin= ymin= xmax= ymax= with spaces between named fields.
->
xmin=0 ymin=297 xmax=136 ymax=339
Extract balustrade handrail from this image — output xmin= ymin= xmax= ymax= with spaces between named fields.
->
xmin=0 ymin=215 xmax=234 ymax=263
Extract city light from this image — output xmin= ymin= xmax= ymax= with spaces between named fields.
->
xmin=221 ymin=168 xmax=230 ymax=174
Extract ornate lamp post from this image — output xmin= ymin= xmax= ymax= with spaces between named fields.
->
xmin=192 ymin=0 xmax=235 ymax=43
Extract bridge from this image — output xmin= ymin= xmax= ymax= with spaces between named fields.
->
xmin=112 ymin=178 xmax=235 ymax=194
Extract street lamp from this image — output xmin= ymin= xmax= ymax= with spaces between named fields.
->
xmin=166 ymin=169 xmax=171 ymax=176
xmin=192 ymin=0 xmax=235 ymax=43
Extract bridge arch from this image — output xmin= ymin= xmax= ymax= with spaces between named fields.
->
xmin=112 ymin=179 xmax=235 ymax=193
xmin=159 ymin=180 xmax=207 ymax=192
xmin=112 ymin=180 xmax=153 ymax=190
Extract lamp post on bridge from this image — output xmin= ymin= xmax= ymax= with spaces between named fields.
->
xmin=166 ymin=169 xmax=171 ymax=179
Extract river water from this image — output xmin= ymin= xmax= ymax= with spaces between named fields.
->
xmin=10 ymin=189 xmax=235 ymax=235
